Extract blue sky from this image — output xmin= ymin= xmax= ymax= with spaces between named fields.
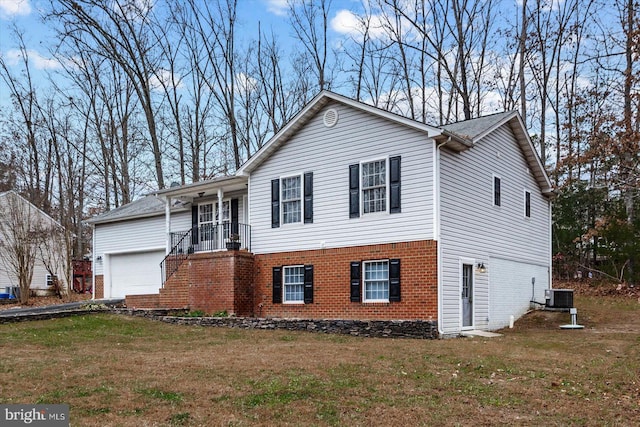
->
xmin=0 ymin=0 xmax=364 ymax=81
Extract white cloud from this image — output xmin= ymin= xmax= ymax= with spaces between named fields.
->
xmin=0 ymin=0 xmax=31 ymax=18
xmin=331 ymin=9 xmax=387 ymax=40
xmin=5 ymin=48 xmax=61 ymax=70
xmin=149 ymin=68 xmax=183 ymax=91
xmin=264 ymin=0 xmax=288 ymax=17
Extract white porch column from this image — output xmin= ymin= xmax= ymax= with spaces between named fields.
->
xmin=165 ymin=196 xmax=172 ymax=254
xmin=217 ymin=187 xmax=224 ymax=248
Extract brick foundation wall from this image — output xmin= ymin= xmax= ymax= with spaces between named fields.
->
xmin=126 ymin=294 xmax=160 ymax=309
xmin=160 ymin=251 xmax=254 ymax=316
xmin=254 ymin=240 xmax=437 ymax=321
xmin=94 ymin=275 xmax=104 ymax=299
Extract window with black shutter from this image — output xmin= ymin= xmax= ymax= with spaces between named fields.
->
xmin=494 ymin=176 xmax=501 ymax=206
xmin=389 ymin=259 xmax=401 ymax=302
xmin=304 ymin=172 xmax=313 ymax=223
xmin=272 ymin=266 xmax=282 ymax=303
xmin=350 ymin=261 xmax=361 ymax=302
xmin=303 ymin=265 xmax=314 ymax=303
xmin=389 ymin=156 xmax=401 ymax=213
xmin=349 ymin=164 xmax=360 ymax=218
xmin=271 ymin=179 xmax=280 ymax=228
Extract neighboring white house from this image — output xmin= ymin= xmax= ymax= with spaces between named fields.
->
xmin=0 ymin=191 xmax=68 ymax=297
xmin=87 ymin=91 xmax=553 ymax=336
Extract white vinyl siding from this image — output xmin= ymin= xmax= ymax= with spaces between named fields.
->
xmin=249 ymin=102 xmax=435 ymax=254
xmin=93 ymin=210 xmax=191 ymax=276
xmin=489 ymin=258 xmax=548 ymax=330
xmin=439 ymin=125 xmax=551 ymax=334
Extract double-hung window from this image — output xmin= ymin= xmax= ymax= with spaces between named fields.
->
xmin=362 ymin=160 xmax=387 ymax=214
xmin=281 ymin=176 xmax=302 ymax=224
xmin=283 ymin=265 xmax=305 ymax=303
xmin=350 ymin=157 xmax=400 ymax=218
xmin=363 ymin=260 xmax=389 ymax=302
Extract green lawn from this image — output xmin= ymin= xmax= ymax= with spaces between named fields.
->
xmin=0 ymin=295 xmax=638 ymax=426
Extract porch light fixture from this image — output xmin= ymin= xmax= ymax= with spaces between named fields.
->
xmin=477 ymin=263 xmax=486 ymax=273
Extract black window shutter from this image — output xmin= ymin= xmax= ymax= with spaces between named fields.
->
xmin=349 ymin=164 xmax=360 ymax=218
xmin=231 ymin=198 xmax=239 ymax=234
xmin=350 ymin=261 xmax=361 ymax=302
xmin=304 ymin=172 xmax=313 ymax=224
xmin=272 ymin=266 xmax=282 ymax=304
xmin=494 ymin=176 xmax=501 ymax=206
xmin=389 ymin=156 xmax=401 ymax=213
xmin=303 ymin=264 xmax=314 ymax=304
xmin=271 ymin=179 xmax=280 ymax=228
xmin=389 ymin=259 xmax=401 ymax=302
xmin=525 ymin=191 xmax=531 ymax=217
xmin=191 ymin=205 xmax=199 ymax=245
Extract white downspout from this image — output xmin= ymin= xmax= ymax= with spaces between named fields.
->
xmin=165 ymin=196 xmax=171 ymax=254
xmin=92 ymin=225 xmax=96 ymax=301
xmin=435 ymin=138 xmax=450 ymax=337
xmin=548 ymin=198 xmax=553 ymax=290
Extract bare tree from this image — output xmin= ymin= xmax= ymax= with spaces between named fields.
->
xmin=288 ymin=0 xmax=334 ymax=93
xmin=49 ymin=0 xmax=167 ymax=189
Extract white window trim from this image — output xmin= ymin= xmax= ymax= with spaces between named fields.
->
xmin=523 ymin=189 xmax=531 ymax=219
xmin=283 ymin=264 xmax=305 ymax=304
xmin=280 ymin=173 xmax=304 ymax=226
xmin=360 ymin=156 xmax=390 ymax=216
xmin=459 ymin=257 xmax=476 ymax=330
xmin=363 ymin=259 xmax=390 ymax=303
xmin=492 ymin=174 xmax=502 ymax=207
xmin=198 ymin=202 xmax=215 ymax=242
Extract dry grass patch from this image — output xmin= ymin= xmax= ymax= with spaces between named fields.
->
xmin=0 ymin=295 xmax=638 ymax=426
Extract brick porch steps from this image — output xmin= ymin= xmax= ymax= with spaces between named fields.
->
xmin=125 ymin=250 xmax=254 ymax=314
xmin=125 ymin=294 xmax=160 ymax=309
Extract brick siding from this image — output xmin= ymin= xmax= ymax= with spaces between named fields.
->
xmin=94 ymin=275 xmax=104 ymax=299
xmin=254 ymin=240 xmax=438 ymax=321
xmin=160 ymin=250 xmax=254 ymax=316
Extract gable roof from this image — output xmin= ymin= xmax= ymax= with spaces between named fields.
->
xmin=237 ymin=91 xmax=472 ymax=175
xmin=0 ymin=191 xmax=64 ymax=228
xmin=86 ymin=195 xmax=173 ymax=225
xmin=441 ymin=111 xmax=553 ymax=196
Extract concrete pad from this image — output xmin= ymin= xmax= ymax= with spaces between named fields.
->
xmin=460 ymin=330 xmax=503 ymax=338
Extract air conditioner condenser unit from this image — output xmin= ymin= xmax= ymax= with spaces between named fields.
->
xmin=544 ymin=289 xmax=574 ymax=309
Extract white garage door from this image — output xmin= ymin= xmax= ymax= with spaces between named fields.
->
xmin=108 ymin=250 xmax=165 ymax=298
xmin=489 ymin=258 xmax=549 ymax=330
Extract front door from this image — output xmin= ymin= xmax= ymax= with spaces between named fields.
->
xmin=462 ymin=263 xmax=473 ymax=328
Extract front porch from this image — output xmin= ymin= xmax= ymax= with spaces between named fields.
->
xmin=160 ymin=222 xmax=251 ymax=286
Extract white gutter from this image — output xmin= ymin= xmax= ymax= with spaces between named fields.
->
xmin=164 ymin=195 xmax=171 ymax=254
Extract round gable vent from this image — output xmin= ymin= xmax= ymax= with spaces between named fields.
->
xmin=323 ymin=108 xmax=339 ymax=128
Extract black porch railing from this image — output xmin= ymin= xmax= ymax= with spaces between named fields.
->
xmin=160 ymin=223 xmax=251 ymax=286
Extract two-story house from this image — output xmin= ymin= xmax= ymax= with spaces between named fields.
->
xmin=88 ymin=91 xmax=553 ymax=336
